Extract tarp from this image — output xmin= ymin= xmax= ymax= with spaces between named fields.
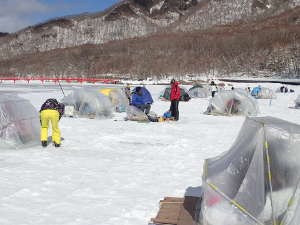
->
xmin=126 ymin=105 xmax=149 ymax=121
xmin=0 ymin=94 xmax=40 ymax=149
xmin=251 ymin=87 xmax=276 ymax=99
xmin=160 ymin=87 xmax=191 ymax=102
xmin=251 ymin=86 xmax=262 ymax=97
xmin=62 ymin=88 xmax=113 ymax=118
xmin=205 ymin=89 xmax=258 ymax=116
xmin=188 ymin=86 xmax=209 ymax=98
xmin=125 ymin=105 xmax=159 ymax=122
xmin=99 ymin=88 xmax=128 ymax=112
xmin=132 ymin=87 xmax=153 ymax=105
xmin=201 ymin=117 xmax=300 ymax=225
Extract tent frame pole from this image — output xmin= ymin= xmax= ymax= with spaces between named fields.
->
xmin=207 ymin=182 xmax=266 ymax=225
xmin=263 ymin=124 xmax=277 ymax=225
xmin=279 ymin=179 xmax=300 ymax=225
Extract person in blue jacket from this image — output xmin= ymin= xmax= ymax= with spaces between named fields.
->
xmin=251 ymin=86 xmax=262 ymax=98
xmin=131 ymin=86 xmax=153 ymax=114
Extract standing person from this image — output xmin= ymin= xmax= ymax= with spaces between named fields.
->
xmin=210 ymin=81 xmax=218 ymax=97
xmin=125 ymin=84 xmax=131 ymax=104
xmin=40 ymin=99 xmax=65 ymax=147
xmin=170 ymin=79 xmax=181 ymax=121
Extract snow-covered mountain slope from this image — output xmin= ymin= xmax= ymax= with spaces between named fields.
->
xmin=0 ymin=0 xmax=299 ymax=61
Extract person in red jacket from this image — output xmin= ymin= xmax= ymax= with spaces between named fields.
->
xmin=170 ymin=79 xmax=181 ymax=121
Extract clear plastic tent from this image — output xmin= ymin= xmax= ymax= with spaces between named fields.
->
xmin=205 ymin=89 xmax=258 ymax=116
xmin=0 ymin=94 xmax=40 ymax=149
xmin=294 ymin=95 xmax=300 ymax=108
xmin=259 ymin=87 xmax=276 ymax=99
xmin=188 ymin=86 xmax=209 ymax=98
xmin=201 ymin=117 xmax=300 ymax=225
xmin=99 ymin=88 xmax=129 ymax=112
xmin=62 ymin=88 xmax=113 ymax=118
xmin=254 ymin=87 xmax=276 ymax=99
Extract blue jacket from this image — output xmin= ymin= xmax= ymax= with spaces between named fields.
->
xmin=251 ymin=87 xmax=261 ymax=97
xmin=131 ymin=87 xmax=153 ymax=106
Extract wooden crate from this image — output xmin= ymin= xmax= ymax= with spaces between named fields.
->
xmin=151 ymin=196 xmax=200 ymax=225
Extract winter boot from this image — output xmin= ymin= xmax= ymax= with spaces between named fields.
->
xmin=54 ymin=142 xmax=60 ymax=148
xmin=41 ymin=141 xmax=47 ymax=147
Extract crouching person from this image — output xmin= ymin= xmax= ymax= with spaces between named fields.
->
xmin=131 ymin=87 xmax=153 ymax=115
xmin=40 ymin=99 xmax=65 ymax=147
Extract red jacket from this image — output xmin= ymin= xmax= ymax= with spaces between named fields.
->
xmin=170 ymin=82 xmax=181 ymax=100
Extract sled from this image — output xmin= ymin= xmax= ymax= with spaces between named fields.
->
xmin=157 ymin=117 xmax=176 ymax=122
xmin=126 ymin=116 xmax=176 ymax=123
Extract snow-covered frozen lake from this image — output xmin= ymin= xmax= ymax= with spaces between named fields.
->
xmin=0 ymin=81 xmax=300 ymax=225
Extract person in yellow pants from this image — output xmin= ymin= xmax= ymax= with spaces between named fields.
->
xmin=40 ymin=99 xmax=64 ymax=147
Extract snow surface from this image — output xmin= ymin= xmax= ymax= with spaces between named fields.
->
xmin=0 ymin=82 xmax=300 ymax=225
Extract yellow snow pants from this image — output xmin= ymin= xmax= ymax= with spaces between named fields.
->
xmin=40 ymin=109 xmax=61 ymax=144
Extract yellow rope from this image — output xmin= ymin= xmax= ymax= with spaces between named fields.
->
xmin=264 ymin=127 xmax=277 ymax=225
xmin=207 ymin=183 xmax=265 ymax=225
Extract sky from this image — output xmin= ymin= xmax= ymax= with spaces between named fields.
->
xmin=0 ymin=0 xmax=120 ymax=33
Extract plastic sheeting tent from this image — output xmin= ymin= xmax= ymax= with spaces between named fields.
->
xmin=62 ymin=88 xmax=113 ymax=118
xmin=205 ymin=89 xmax=258 ymax=116
xmin=251 ymin=87 xmax=276 ymax=99
xmin=294 ymin=95 xmax=300 ymax=109
xmin=99 ymin=88 xmax=128 ymax=112
xmin=0 ymin=95 xmax=40 ymax=149
xmin=188 ymin=86 xmax=209 ymax=98
xmin=200 ymin=117 xmax=300 ymax=225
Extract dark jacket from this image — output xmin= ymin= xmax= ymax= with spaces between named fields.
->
xmin=40 ymin=98 xmax=65 ymax=119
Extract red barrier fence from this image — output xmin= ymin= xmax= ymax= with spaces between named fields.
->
xmin=0 ymin=77 xmax=120 ymax=84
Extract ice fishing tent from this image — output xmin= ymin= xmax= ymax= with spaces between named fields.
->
xmin=188 ymin=86 xmax=209 ymax=98
xmin=62 ymin=88 xmax=113 ymax=118
xmin=0 ymin=95 xmax=39 ymax=149
xmin=251 ymin=86 xmax=276 ymax=99
xmin=160 ymin=87 xmax=191 ymax=102
xmin=201 ymin=117 xmax=300 ymax=225
xmin=205 ymin=89 xmax=258 ymax=116
xmin=294 ymin=95 xmax=300 ymax=109
xmin=99 ymin=88 xmax=128 ymax=112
